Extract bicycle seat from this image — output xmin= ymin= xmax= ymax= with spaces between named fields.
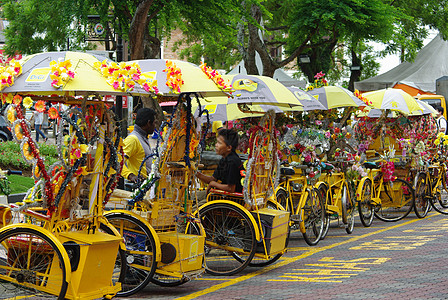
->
xmin=321 ymin=162 xmax=334 ymax=171
xmin=280 ymin=167 xmax=295 ymax=176
xmin=364 ymin=161 xmax=378 ymax=169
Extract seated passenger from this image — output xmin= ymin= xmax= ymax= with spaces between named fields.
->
xmin=196 ymin=129 xmax=244 ymax=194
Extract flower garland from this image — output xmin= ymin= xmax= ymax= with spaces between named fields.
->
xmin=11 ymin=103 xmax=54 ymax=211
xmin=49 ymin=59 xmax=75 ymax=88
xmin=94 ymin=60 xmax=139 ymax=92
xmin=200 ymin=62 xmax=232 ymax=92
xmin=0 ymin=59 xmax=22 ymax=91
xmin=163 ymin=60 xmax=184 ymax=94
xmin=354 ymin=89 xmax=372 ymax=106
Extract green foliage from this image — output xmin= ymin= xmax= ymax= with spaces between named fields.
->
xmin=0 ymin=141 xmax=58 ymax=170
xmin=1 ymin=174 xmax=35 ymax=195
xmin=2 ymin=0 xmax=93 ymax=55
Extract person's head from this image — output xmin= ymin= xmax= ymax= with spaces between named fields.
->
xmin=215 ymin=129 xmax=238 ymax=156
xmin=436 ymin=105 xmax=444 ymax=116
xmin=135 ymin=108 xmax=156 ymax=135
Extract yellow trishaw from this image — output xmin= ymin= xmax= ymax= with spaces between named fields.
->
xmin=105 ymin=93 xmax=207 ymax=292
xmin=0 ymin=97 xmax=125 ymax=299
xmin=197 ymin=110 xmax=290 ymax=275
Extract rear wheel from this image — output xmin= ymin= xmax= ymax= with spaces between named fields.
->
xmin=301 ymin=188 xmax=325 ymax=245
xmin=0 ymin=227 xmax=68 ymax=299
xmin=317 ymin=183 xmax=330 ymax=239
xmin=414 ymin=172 xmax=430 ymax=218
xmin=342 ymin=184 xmax=355 ymax=234
xmin=375 ymin=178 xmax=414 ymax=222
xmin=199 ymin=202 xmax=256 ymax=276
xmin=105 ymin=213 xmax=157 ymax=296
xmin=358 ymin=179 xmax=374 ymax=227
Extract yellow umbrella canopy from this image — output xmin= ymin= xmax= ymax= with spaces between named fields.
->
xmin=192 ymin=100 xmax=298 ymax=122
xmin=1 ymin=51 xmax=148 ymax=96
xmin=128 ymin=59 xmax=232 ymax=97
xmin=224 ymin=74 xmax=303 ymax=107
xmin=307 ymin=86 xmax=365 ymax=109
xmin=362 ymin=88 xmax=422 ymax=115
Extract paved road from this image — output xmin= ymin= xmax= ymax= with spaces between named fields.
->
xmin=129 ymin=211 xmax=448 ymax=299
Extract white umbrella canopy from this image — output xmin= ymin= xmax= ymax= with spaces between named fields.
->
xmin=362 ymin=88 xmax=422 ymax=115
xmin=287 ymin=86 xmax=326 ymax=111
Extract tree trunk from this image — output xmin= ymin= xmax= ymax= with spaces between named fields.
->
xmin=348 ymin=48 xmax=361 ymax=92
xmin=141 ymin=96 xmax=164 ymax=127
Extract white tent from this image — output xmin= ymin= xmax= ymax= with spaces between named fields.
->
xmin=355 ymin=34 xmax=448 ymax=93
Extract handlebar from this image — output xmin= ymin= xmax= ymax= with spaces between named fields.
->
xmin=0 ymin=169 xmax=22 ymax=176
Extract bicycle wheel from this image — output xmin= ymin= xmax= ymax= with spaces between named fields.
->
xmin=199 ymin=202 xmax=257 ymax=276
xmin=317 ymin=183 xmax=330 ymax=239
xmin=414 ymin=172 xmax=430 ymax=218
xmin=301 ymin=188 xmax=325 ymax=245
xmin=341 ymin=184 xmax=355 ymax=234
xmin=0 ymin=227 xmax=68 ymax=299
xmin=358 ymin=179 xmax=374 ymax=227
xmin=439 ymin=168 xmax=448 ymax=208
xmin=375 ymin=178 xmax=414 ymax=222
xmin=105 ymin=213 xmax=157 ymax=296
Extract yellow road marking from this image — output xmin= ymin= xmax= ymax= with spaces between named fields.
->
xmin=176 ymin=213 xmax=437 ymax=299
xmin=194 ymin=278 xmax=233 ymax=281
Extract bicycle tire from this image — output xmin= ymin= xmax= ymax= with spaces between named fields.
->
xmin=358 ymin=179 xmax=374 ymax=227
xmin=199 ymin=202 xmax=257 ymax=276
xmin=317 ymin=183 xmax=330 ymax=240
xmin=301 ymin=188 xmax=325 ymax=245
xmin=374 ymin=178 xmax=414 ymax=222
xmin=342 ymin=183 xmax=355 ymax=234
xmin=0 ymin=227 xmax=68 ymax=299
xmin=414 ymin=172 xmax=430 ymax=218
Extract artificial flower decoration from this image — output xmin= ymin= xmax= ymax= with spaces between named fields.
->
xmin=48 ymin=107 xmax=59 ymax=119
xmin=137 ymin=72 xmax=160 ymax=94
xmin=2 ymin=93 xmax=13 ymax=104
xmin=21 ymin=140 xmax=37 ymax=163
xmin=23 ymin=96 xmax=33 ymax=109
xmin=12 ymin=94 xmax=22 ymax=105
xmin=33 ymin=162 xmax=43 ymax=180
xmin=164 ymin=60 xmax=184 ymax=94
xmin=306 ymin=71 xmax=328 ymax=91
xmin=35 ymin=100 xmax=46 ymax=113
xmin=354 ymin=89 xmax=372 ymax=106
xmin=94 ymin=60 xmax=143 ymax=92
xmin=13 ymin=122 xmax=24 ymax=141
xmin=200 ymin=62 xmax=232 ymax=92
xmin=0 ymin=59 xmax=22 ymax=91
xmin=49 ymin=59 xmax=75 ymax=88
xmin=6 ymin=105 xmax=17 ymax=124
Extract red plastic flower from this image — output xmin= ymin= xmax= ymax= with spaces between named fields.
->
xmin=48 ymin=107 xmax=59 ymax=119
xmin=12 ymin=95 xmax=22 ymax=105
xmin=35 ymin=100 xmax=46 ymax=112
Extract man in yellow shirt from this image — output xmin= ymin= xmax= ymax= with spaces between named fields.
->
xmin=122 ymin=108 xmax=156 ymax=183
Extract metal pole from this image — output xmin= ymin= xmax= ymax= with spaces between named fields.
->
xmin=116 ymin=24 xmax=125 ymax=189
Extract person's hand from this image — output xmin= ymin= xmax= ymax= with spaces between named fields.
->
xmin=206 ymin=181 xmax=216 ymax=194
xmin=128 ymin=173 xmax=138 ymax=183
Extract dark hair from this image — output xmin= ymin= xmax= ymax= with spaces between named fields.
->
xmin=218 ymin=128 xmax=239 ymax=151
xmin=135 ymin=108 xmax=156 ymax=127
xmin=436 ymin=105 xmax=445 ymax=114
